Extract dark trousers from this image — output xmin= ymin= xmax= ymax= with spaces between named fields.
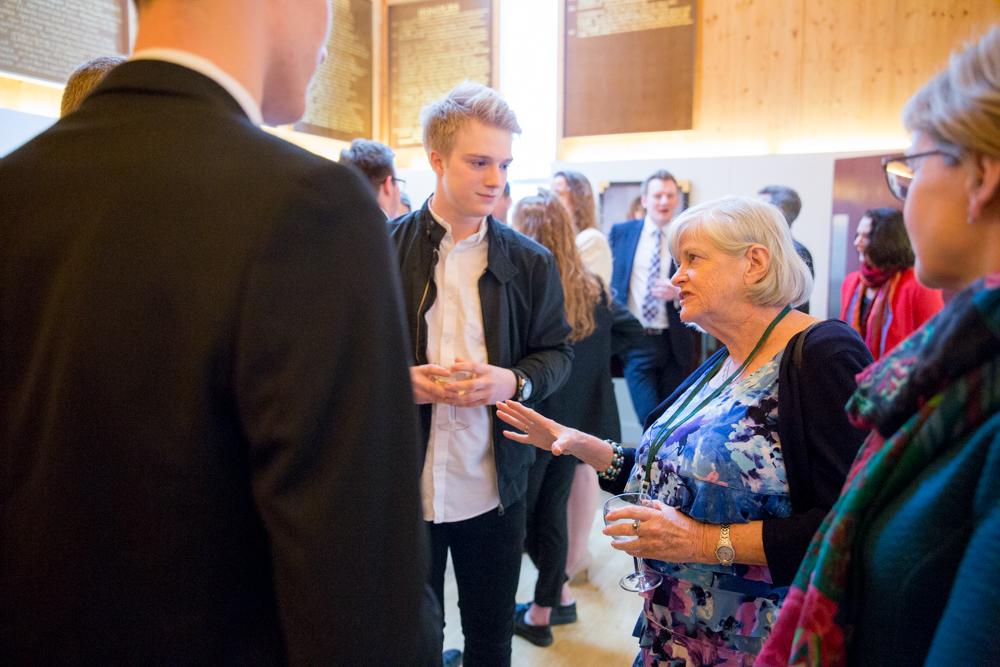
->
xmin=427 ymin=500 xmax=526 ymax=667
xmin=623 ymin=332 xmax=686 ymax=426
xmin=524 ymin=450 xmax=578 ymax=608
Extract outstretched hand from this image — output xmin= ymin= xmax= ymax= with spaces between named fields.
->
xmin=495 ymin=400 xmax=583 ymax=456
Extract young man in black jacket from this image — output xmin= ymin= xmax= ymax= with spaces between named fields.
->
xmin=389 ymin=82 xmax=573 ymax=667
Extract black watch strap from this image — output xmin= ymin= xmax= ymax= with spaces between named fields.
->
xmin=512 ymin=369 xmax=526 ymax=401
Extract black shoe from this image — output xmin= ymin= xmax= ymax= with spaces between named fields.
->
xmin=518 ymin=599 xmax=578 ymax=625
xmin=550 ymin=600 xmax=578 ymax=626
xmin=513 ymin=604 xmax=553 ymax=647
xmin=442 ymin=648 xmax=462 ymax=667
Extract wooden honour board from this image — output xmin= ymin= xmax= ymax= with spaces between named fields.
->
xmin=0 ymin=0 xmax=129 ymax=84
xmin=564 ymin=0 xmax=696 ymax=137
xmin=296 ymin=0 xmax=374 ymax=142
xmin=388 ymin=0 xmax=493 ymax=149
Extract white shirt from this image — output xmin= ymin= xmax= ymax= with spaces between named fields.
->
xmin=575 ymin=227 xmax=613 ymax=286
xmin=130 ymin=49 xmax=264 ymax=126
xmin=420 ymin=203 xmax=500 ymax=523
xmin=627 ymin=215 xmax=671 ymax=329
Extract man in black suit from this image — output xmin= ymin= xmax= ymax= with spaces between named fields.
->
xmin=0 ymin=0 xmax=438 ymax=664
xmin=758 ymin=185 xmax=815 ymax=314
xmin=608 ymin=170 xmax=694 ymax=425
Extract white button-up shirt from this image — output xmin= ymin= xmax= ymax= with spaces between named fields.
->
xmin=627 ymin=215 xmax=671 ymax=329
xmin=420 ymin=204 xmax=500 ymax=523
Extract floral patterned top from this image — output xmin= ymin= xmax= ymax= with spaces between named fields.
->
xmin=625 ymin=350 xmax=791 ymax=664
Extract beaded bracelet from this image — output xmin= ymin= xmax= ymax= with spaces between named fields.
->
xmin=598 ymin=439 xmax=624 ymax=481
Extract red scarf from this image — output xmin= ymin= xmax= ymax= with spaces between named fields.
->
xmin=850 ymin=265 xmax=902 ymax=359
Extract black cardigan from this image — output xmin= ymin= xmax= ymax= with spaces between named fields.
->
xmin=601 ymin=319 xmax=873 ymax=587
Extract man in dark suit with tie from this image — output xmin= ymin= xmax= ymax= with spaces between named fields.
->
xmin=608 ymin=170 xmax=695 ymax=425
xmin=0 ymin=0 xmax=438 ymax=664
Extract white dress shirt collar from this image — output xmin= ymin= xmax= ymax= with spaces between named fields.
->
xmin=428 ymin=199 xmax=489 ymax=245
xmin=130 ymin=49 xmax=264 ymax=126
xmin=642 ymin=214 xmax=667 ymax=238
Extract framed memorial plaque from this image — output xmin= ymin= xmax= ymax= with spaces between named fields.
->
xmin=564 ymin=0 xmax=696 ymax=137
xmin=296 ymin=0 xmax=374 ymax=142
xmin=388 ymin=0 xmax=493 ymax=149
xmin=0 ymin=0 xmax=129 ymax=84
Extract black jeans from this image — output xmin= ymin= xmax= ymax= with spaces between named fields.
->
xmin=524 ymin=450 xmax=578 ymax=608
xmin=623 ymin=333 xmax=686 ymax=426
xmin=427 ymin=500 xmax=526 ymax=667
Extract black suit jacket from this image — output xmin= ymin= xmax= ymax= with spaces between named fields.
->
xmin=0 ymin=61 xmax=437 ymax=665
xmin=607 ymin=218 xmax=694 ymax=366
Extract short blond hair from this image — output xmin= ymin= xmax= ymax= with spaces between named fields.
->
xmin=666 ymin=195 xmax=813 ymax=308
xmin=902 ymin=26 xmax=1000 ymax=160
xmin=60 ymin=56 xmax=127 ymax=117
xmin=419 ymin=81 xmax=521 ymax=157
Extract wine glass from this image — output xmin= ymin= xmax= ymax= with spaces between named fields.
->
xmin=433 ymin=371 xmax=476 ymax=431
xmin=604 ymin=493 xmax=663 ymax=593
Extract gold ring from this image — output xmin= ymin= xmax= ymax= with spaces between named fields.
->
xmin=632 ymin=519 xmax=640 ymax=536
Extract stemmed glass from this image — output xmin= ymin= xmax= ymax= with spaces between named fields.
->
xmin=434 ymin=371 xmax=476 ymax=431
xmin=604 ymin=493 xmax=663 ymax=593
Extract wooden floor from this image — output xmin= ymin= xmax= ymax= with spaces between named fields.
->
xmin=441 ymin=491 xmax=643 ymax=667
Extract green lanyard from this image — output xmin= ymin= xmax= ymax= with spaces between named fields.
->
xmin=641 ymin=305 xmax=792 ymax=493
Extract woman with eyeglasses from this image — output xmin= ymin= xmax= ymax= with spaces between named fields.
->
xmin=758 ymin=26 xmax=1000 ymax=667
xmin=839 ymin=207 xmax=943 ymax=360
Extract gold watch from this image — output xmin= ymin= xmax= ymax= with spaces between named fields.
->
xmin=715 ymin=523 xmax=735 ymax=566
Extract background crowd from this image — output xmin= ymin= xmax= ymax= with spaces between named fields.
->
xmin=1 ymin=2 xmax=998 ymax=666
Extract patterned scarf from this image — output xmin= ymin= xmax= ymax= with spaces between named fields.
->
xmin=755 ymin=273 xmax=1000 ymax=667
xmin=849 ymin=265 xmax=903 ymax=359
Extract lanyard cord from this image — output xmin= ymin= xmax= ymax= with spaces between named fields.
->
xmin=641 ymin=305 xmax=792 ymax=492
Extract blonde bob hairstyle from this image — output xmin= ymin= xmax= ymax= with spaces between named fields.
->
xmin=420 ymin=80 xmax=522 ymax=158
xmin=666 ymin=195 xmax=813 ymax=309
xmin=902 ymin=26 xmax=1000 ymax=161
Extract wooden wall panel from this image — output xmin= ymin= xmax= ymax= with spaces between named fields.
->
xmin=561 ymin=0 xmax=999 ymax=158
xmin=697 ymin=0 xmax=804 ymax=144
xmin=798 ymin=0 xmax=995 ymax=144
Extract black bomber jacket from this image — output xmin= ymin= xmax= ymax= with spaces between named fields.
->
xmin=388 ymin=199 xmax=573 ymax=510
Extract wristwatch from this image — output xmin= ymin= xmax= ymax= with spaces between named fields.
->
xmin=512 ymin=369 xmax=533 ymax=401
xmin=715 ymin=523 xmax=735 ymax=566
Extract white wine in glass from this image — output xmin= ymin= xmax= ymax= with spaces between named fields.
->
xmin=604 ymin=493 xmax=663 ymax=593
xmin=434 ymin=371 xmax=475 ymax=431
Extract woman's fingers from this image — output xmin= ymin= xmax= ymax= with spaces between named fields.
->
xmin=602 ymin=523 xmax=637 ymax=538
xmin=495 ymin=407 xmax=528 ymax=431
xmin=604 ymin=505 xmax=657 ymax=523
xmin=502 ymin=430 xmax=531 ymax=443
xmin=647 ymin=499 xmax=670 ymax=513
xmin=501 ymin=400 xmax=544 ymax=423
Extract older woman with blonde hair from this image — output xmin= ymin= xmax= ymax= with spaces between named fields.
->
xmin=759 ymin=26 xmax=1000 ymax=667
xmin=499 ymin=196 xmax=874 ymax=666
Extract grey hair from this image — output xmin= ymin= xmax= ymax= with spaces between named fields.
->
xmin=666 ymin=195 xmax=813 ymax=308
xmin=338 ymin=139 xmax=396 ymax=192
xmin=757 ymin=185 xmax=801 ymax=226
xmin=902 ymin=26 xmax=1000 ymax=160
xmin=420 ymin=80 xmax=522 ymax=158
